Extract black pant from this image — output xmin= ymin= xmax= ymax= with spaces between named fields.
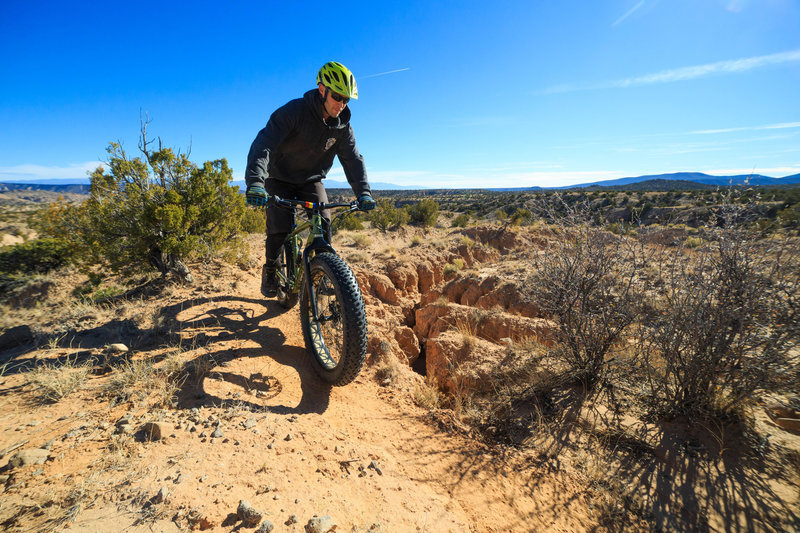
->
xmin=264 ymin=178 xmax=331 ymax=264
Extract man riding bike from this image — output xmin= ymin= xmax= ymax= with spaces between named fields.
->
xmin=244 ymin=61 xmax=376 ymax=297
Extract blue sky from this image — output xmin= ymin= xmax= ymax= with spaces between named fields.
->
xmin=1 ymin=0 xmax=798 ymax=189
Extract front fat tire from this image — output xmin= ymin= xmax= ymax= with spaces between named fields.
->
xmin=300 ymin=252 xmax=367 ymax=386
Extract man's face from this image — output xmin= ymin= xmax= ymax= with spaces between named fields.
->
xmin=319 ymin=84 xmax=348 ymax=118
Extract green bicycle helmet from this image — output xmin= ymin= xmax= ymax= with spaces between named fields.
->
xmin=316 ymin=61 xmax=358 ymax=100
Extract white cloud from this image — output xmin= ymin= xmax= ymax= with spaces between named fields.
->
xmin=360 ymin=68 xmax=411 ymax=80
xmin=612 ymin=1 xmax=645 ymax=27
xmin=688 ymin=121 xmax=800 ymax=135
xmin=542 ymin=49 xmax=800 ymax=93
xmin=704 ymin=165 xmax=800 ymax=176
xmin=0 ymin=162 xmax=105 ymax=183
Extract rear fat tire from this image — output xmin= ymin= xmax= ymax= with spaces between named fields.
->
xmin=300 ymin=252 xmax=367 ymax=386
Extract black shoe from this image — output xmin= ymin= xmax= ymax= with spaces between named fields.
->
xmin=261 ymin=263 xmax=277 ymax=297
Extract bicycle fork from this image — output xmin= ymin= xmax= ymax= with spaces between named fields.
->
xmin=302 ymin=211 xmax=337 ymax=323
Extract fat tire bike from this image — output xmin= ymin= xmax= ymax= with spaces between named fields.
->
xmin=264 ymin=195 xmax=368 ymax=386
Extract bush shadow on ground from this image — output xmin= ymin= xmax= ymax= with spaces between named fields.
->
xmin=460 ymin=384 xmax=799 ymax=532
xmin=1 ymin=285 xmax=332 ymax=415
xmin=149 ymin=294 xmax=332 ymax=416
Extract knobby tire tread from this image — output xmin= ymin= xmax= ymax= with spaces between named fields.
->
xmin=300 ymin=252 xmax=367 ymax=386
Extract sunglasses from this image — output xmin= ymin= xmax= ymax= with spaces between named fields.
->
xmin=329 ymin=91 xmax=350 ymax=104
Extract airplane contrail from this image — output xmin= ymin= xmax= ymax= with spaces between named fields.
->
xmin=360 ymin=67 xmax=411 ymax=79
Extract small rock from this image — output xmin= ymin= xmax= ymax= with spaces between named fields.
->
xmin=305 ymin=515 xmax=337 ymax=533
xmin=774 ymin=417 xmax=800 ymax=433
xmin=0 ymin=474 xmax=9 ymax=484
xmin=267 ymin=443 xmax=274 ymax=449
xmin=108 ymin=343 xmax=129 ymax=353
xmin=243 ymin=416 xmax=257 ymax=429
xmin=115 ymin=424 xmax=133 ymax=435
xmin=284 ymin=434 xmax=292 ymax=441
xmin=7 ymin=449 xmax=49 ymax=468
xmin=155 ymin=486 xmax=169 ymax=503
xmin=115 ymin=414 xmax=132 ymax=427
xmin=237 ymin=500 xmax=264 ymax=527
xmin=368 ymin=460 xmax=383 ymax=476
xmin=211 ymin=427 xmax=224 ymax=439
xmin=256 ymin=520 xmax=275 ymax=533
xmin=174 ymin=473 xmax=184 ymax=484
xmin=286 ymin=514 xmax=298 ymax=525
xmin=139 ymin=422 xmax=170 ymax=441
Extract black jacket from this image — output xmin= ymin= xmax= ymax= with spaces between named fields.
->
xmin=245 ymin=89 xmax=370 ymax=196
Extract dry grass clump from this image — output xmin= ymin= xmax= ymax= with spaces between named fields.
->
xmin=443 ymin=258 xmax=465 ymax=278
xmin=25 ymin=357 xmax=91 ymax=403
xmin=347 ymin=251 xmax=368 ymax=263
xmin=459 ymin=235 xmax=475 ymax=248
xmin=350 ymin=233 xmax=372 ymax=248
xmin=414 ymin=375 xmax=443 ymax=410
xmin=104 ymin=349 xmax=186 ymax=408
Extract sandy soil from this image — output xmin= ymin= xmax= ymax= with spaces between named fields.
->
xmin=1 ymin=228 xmax=798 ymax=533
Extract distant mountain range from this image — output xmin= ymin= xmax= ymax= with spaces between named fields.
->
xmin=567 ymin=172 xmax=800 ymax=189
xmin=0 ymin=182 xmax=90 ymax=193
xmin=3 ymin=171 xmax=800 ymax=194
xmin=488 ymin=172 xmax=800 ymax=191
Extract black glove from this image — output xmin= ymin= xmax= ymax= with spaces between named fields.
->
xmin=357 ymin=192 xmax=376 ymax=211
xmin=246 ymin=184 xmax=268 ymax=206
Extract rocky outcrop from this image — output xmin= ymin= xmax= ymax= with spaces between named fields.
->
xmin=354 ymin=226 xmax=551 ymax=390
xmin=422 ymin=273 xmax=540 ymax=318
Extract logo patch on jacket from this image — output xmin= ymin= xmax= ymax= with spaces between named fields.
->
xmin=324 ymin=138 xmax=337 ymax=151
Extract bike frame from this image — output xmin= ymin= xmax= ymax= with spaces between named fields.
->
xmin=270 ymin=197 xmax=359 ymax=321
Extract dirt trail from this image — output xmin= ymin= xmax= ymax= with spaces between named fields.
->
xmin=0 ymin=253 xmax=592 ymax=533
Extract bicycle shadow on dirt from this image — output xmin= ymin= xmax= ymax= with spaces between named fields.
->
xmin=157 ymin=295 xmax=332 ymax=416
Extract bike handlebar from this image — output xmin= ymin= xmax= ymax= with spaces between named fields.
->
xmin=267 ymin=194 xmax=358 ymax=211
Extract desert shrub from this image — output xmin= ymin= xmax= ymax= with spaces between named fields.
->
xmin=406 ymin=198 xmax=439 ymax=227
xmin=528 ymin=198 xmax=646 ymax=390
xmin=640 ymin=220 xmax=800 ymax=420
xmin=370 ymin=199 xmax=410 ymax=232
xmin=510 ymin=208 xmax=533 ymax=226
xmin=333 ymin=212 xmax=364 ymax=232
xmin=36 ymin=125 xmax=250 ymax=281
xmin=241 ymin=206 xmax=266 ymax=233
xmin=684 ymin=236 xmax=704 ymax=248
xmin=451 ymin=213 xmax=470 ymax=227
xmin=0 ymin=237 xmax=74 ymax=275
